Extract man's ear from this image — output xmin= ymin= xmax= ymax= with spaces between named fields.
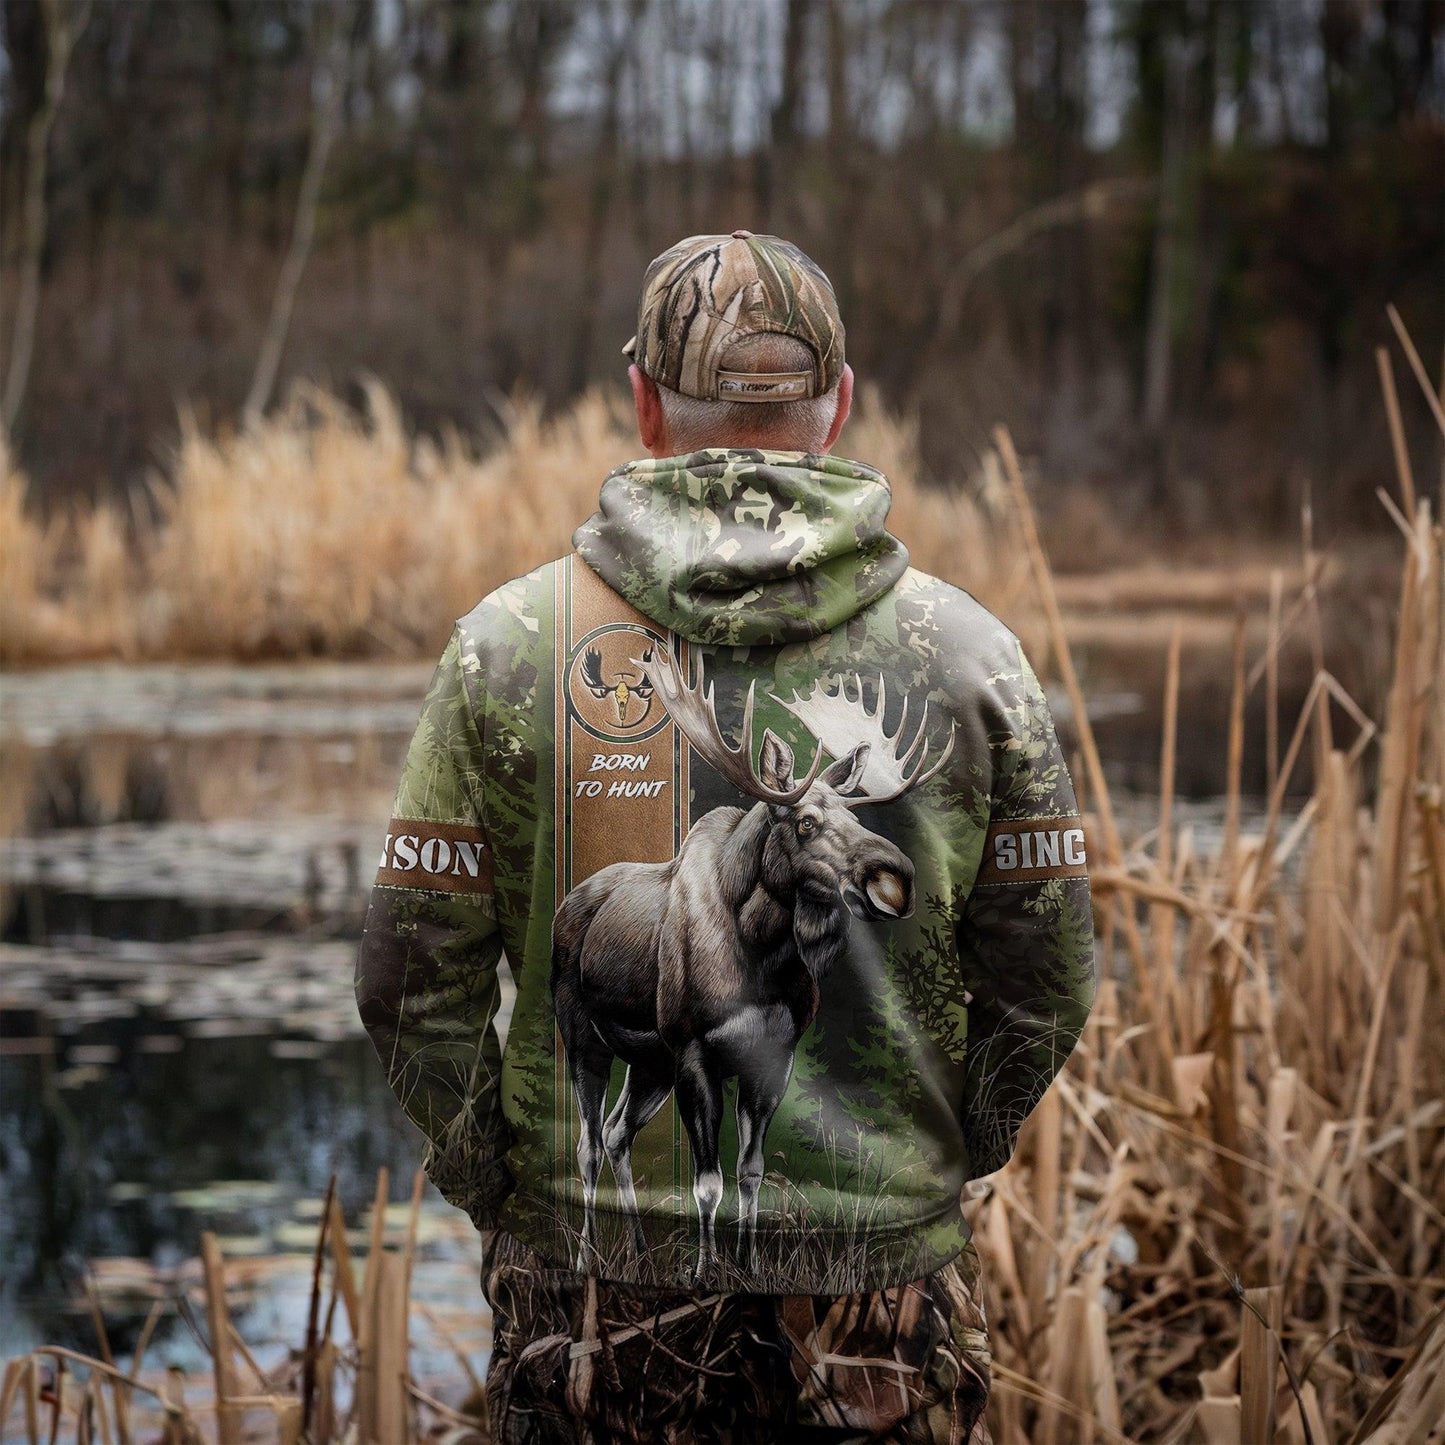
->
xmin=630 ymin=364 xmax=669 ymax=457
xmin=821 ymin=363 xmax=854 ymax=453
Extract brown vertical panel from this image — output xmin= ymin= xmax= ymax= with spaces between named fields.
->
xmin=554 ymin=558 xmax=571 ymax=1197
xmin=553 ymin=555 xmax=690 ymax=1229
xmin=566 ymin=558 xmax=680 ymax=879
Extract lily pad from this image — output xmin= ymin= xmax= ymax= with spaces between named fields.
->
xmin=171 ymin=1179 xmax=285 ymax=1211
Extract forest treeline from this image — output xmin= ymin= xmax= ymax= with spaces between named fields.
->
xmin=1 ymin=0 xmax=1441 ymax=530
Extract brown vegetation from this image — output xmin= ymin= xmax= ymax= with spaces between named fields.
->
xmin=0 ymin=1171 xmax=488 ymax=1444
xmin=0 ymin=383 xmax=1027 ymax=667
xmin=969 ymin=417 xmax=1444 ymax=1439
xmin=2 ymin=1 xmax=1439 ymax=527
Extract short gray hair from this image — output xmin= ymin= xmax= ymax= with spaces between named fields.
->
xmin=656 ymin=333 xmax=840 ymax=454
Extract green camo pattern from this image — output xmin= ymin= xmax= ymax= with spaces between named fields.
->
xmin=357 ymin=448 xmax=1095 ymax=1294
xmin=573 ymin=448 xmax=908 ymax=646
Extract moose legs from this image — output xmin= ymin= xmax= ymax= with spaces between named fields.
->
xmin=561 ymin=1018 xmax=670 ymax=1266
xmin=602 ymin=1066 xmax=671 ymax=1253
xmin=734 ymin=1046 xmax=793 ymax=1273
xmin=678 ymin=1012 xmax=797 ymax=1279
xmin=674 ymin=1040 xmax=725 ymax=1280
xmin=565 ymin=1046 xmax=611 ymax=1271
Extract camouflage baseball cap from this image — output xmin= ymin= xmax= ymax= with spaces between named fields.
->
xmin=623 ymin=230 xmax=845 ymax=402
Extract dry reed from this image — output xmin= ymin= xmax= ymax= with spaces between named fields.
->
xmin=0 ymin=383 xmax=1021 ymax=666
xmin=0 ymin=1171 xmax=485 ymax=1445
xmin=963 ymin=334 xmax=1444 ymax=1441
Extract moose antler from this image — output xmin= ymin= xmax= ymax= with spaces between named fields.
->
xmin=776 ymin=674 xmax=955 ymax=806
xmin=636 ymin=645 xmax=825 ymax=806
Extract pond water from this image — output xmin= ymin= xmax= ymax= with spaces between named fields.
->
xmin=0 ymin=653 xmax=1281 ymax=1390
xmin=0 ymin=662 xmax=500 ymax=1392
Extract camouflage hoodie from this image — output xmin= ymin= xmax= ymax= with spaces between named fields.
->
xmin=355 ymin=448 xmax=1095 ymax=1293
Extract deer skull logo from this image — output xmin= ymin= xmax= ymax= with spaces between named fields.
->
xmin=565 ymin=627 xmax=667 ymax=742
xmin=580 ymin=645 xmax=656 ymax=728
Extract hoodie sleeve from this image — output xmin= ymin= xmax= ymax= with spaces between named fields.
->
xmin=354 ymin=628 xmax=514 ymax=1228
xmin=956 ymin=652 xmax=1096 ymax=1180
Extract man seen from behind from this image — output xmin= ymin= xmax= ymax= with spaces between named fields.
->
xmin=356 ymin=230 xmax=1097 ymax=1443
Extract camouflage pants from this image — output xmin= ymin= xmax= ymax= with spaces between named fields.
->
xmin=481 ymin=1231 xmax=992 ymax=1445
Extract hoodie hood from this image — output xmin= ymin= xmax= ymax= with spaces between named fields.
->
xmin=572 ymin=448 xmax=909 ymax=647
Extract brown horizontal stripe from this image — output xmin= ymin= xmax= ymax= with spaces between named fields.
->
xmin=975 ymin=816 xmax=1089 ymax=887
xmin=375 ymin=818 xmax=493 ymax=895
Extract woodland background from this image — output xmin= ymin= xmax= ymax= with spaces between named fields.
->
xmin=2 ymin=0 xmax=1442 ymax=536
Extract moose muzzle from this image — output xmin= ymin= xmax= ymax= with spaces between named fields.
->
xmin=844 ymin=853 xmax=915 ymax=922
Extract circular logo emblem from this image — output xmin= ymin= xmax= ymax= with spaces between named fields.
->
xmin=566 ymin=624 xmax=670 ymax=743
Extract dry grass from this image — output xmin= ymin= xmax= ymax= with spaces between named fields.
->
xmin=0 ymin=1171 xmax=487 ymax=1444
xmin=965 ymin=415 xmax=1445 ymax=1442
xmin=0 ymin=383 xmax=1023 ymax=666
xmin=2 ymin=434 xmax=141 ymax=663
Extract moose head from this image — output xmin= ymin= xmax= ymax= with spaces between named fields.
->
xmin=753 ymin=730 xmax=915 ymax=922
xmin=637 ymin=648 xmax=955 ymax=930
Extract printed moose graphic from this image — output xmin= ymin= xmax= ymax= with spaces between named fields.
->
xmin=551 ymin=646 xmax=955 ymax=1277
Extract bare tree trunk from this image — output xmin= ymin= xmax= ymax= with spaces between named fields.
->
xmin=674 ymin=0 xmax=700 ymax=231
xmin=897 ymin=178 xmax=1152 ymax=394
xmin=2 ymin=0 xmax=89 ymax=436
xmin=243 ymin=10 xmax=351 ymax=427
xmin=568 ymin=1 xmax=639 ymax=396
xmin=755 ymin=0 xmax=811 ymax=220
xmin=825 ymin=0 xmax=848 ymax=165
xmin=509 ymin=0 xmax=574 ymax=238
xmin=705 ymin=3 xmax=743 ymax=202
xmin=1143 ymin=39 xmax=1189 ymax=441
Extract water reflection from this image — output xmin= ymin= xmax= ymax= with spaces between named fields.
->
xmin=0 ymin=1033 xmax=450 ymax=1358
xmin=0 ymin=662 xmax=484 ymax=1373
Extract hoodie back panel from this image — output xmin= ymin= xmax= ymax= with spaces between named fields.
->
xmin=356 ymin=449 xmax=1096 ymax=1294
